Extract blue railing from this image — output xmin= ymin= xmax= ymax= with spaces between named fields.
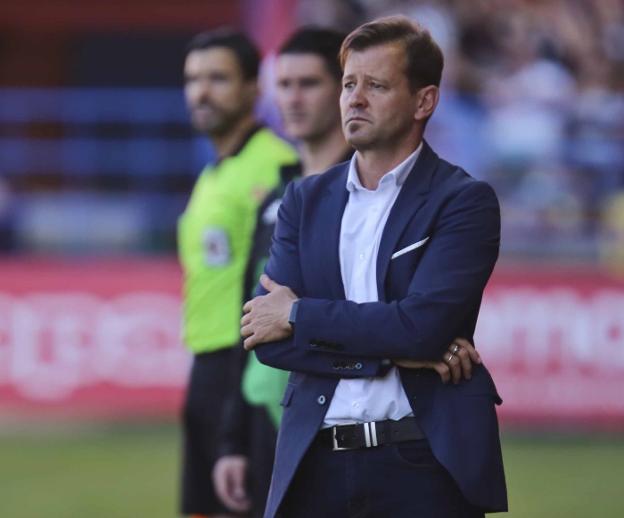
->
xmin=0 ymin=88 xmax=189 ymax=124
xmin=0 ymin=88 xmax=216 ymax=178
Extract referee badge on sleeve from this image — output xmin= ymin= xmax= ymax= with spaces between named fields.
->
xmin=202 ymin=227 xmax=231 ymax=266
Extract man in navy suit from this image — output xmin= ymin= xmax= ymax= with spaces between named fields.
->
xmin=242 ymin=15 xmax=507 ymax=518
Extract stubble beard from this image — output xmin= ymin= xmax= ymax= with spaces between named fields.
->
xmin=291 ymin=116 xmax=336 ymax=144
xmin=192 ymin=101 xmax=250 ymax=138
xmin=344 ymin=123 xmax=375 ymax=151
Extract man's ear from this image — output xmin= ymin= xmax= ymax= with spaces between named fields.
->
xmin=414 ymin=85 xmax=439 ymax=122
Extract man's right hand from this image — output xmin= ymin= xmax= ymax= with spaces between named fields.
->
xmin=394 ymin=337 xmax=481 ymax=384
xmin=212 ymin=455 xmax=251 ymax=513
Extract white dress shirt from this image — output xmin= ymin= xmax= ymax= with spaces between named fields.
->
xmin=323 ymin=143 xmax=423 ymax=427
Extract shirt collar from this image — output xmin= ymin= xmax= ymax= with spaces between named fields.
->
xmin=346 ymin=141 xmax=423 ymax=192
xmin=212 ymin=123 xmax=263 ymax=167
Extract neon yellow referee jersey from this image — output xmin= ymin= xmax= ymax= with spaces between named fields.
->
xmin=177 ymin=127 xmax=297 ymax=354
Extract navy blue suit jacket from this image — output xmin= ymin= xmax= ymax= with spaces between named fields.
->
xmin=255 ymin=142 xmax=508 ymax=517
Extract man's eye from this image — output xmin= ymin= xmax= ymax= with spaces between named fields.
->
xmin=343 ymin=82 xmax=354 ymax=89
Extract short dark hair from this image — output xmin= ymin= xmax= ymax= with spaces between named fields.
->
xmin=186 ymin=28 xmax=260 ymax=80
xmin=339 ymin=15 xmax=444 ymax=90
xmin=278 ymin=27 xmax=347 ymax=81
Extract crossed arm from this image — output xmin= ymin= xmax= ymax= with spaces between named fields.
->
xmin=242 ymin=274 xmax=481 ymax=383
xmin=240 ymin=179 xmax=500 ymax=381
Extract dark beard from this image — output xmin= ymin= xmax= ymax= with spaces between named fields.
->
xmin=192 ymin=103 xmax=248 ymax=138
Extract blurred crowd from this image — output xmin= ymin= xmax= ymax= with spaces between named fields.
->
xmin=1 ymin=0 xmax=623 ymax=267
xmin=349 ymin=0 xmax=624 ymax=264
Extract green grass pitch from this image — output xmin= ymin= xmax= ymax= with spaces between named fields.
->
xmin=0 ymin=423 xmax=621 ymax=517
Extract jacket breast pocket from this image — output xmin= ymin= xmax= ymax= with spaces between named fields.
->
xmin=387 ymin=240 xmax=429 ymax=294
xmin=390 ymin=244 xmax=427 ymax=269
xmin=391 ymin=236 xmax=430 ymax=261
xmin=389 ymin=236 xmax=430 ymax=272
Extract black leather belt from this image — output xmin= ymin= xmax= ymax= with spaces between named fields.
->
xmin=317 ymin=417 xmax=426 ymax=451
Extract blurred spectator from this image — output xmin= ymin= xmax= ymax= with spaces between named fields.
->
xmin=212 ymin=27 xmax=351 ymax=518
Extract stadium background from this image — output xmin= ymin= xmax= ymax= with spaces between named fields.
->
xmin=0 ymin=0 xmax=623 ymax=516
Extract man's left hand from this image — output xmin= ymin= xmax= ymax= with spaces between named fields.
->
xmin=241 ymin=274 xmax=298 ymax=350
xmin=395 ymin=338 xmax=480 ymax=384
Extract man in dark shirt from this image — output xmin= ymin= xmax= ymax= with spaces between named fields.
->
xmin=178 ymin=28 xmax=296 ymax=518
xmin=212 ymin=27 xmax=352 ymax=517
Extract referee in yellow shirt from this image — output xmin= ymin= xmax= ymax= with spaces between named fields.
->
xmin=178 ymin=29 xmax=297 ymax=518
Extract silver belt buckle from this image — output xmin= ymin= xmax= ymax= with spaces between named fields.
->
xmin=332 ymin=422 xmax=380 ymax=451
xmin=331 ymin=427 xmax=349 ymax=451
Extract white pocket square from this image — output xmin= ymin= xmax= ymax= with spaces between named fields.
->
xmin=391 ymin=236 xmax=430 ymax=260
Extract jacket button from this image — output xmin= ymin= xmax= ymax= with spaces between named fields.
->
xmin=355 ymin=362 xmax=362 ymax=370
xmin=317 ymin=395 xmax=326 ymax=405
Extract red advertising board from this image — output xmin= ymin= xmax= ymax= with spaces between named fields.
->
xmin=476 ymin=264 xmax=624 ymax=428
xmin=0 ymin=258 xmax=188 ymax=419
xmin=1 ymin=258 xmax=623 ymax=428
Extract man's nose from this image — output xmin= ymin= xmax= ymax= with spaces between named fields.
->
xmin=284 ymin=86 xmax=303 ymax=106
xmin=190 ymin=79 xmax=212 ymax=103
xmin=348 ymin=84 xmax=367 ymax=108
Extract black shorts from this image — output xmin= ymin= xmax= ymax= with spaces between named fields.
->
xmin=180 ymin=348 xmax=235 ymax=515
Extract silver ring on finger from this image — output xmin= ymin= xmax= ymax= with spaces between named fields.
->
xmin=450 ymin=344 xmax=460 ymax=355
xmin=446 ymin=352 xmax=455 ymax=363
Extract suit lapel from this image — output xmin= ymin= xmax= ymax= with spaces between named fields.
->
xmin=319 ymin=166 xmax=349 ymax=300
xmin=376 ymin=142 xmax=438 ymax=301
